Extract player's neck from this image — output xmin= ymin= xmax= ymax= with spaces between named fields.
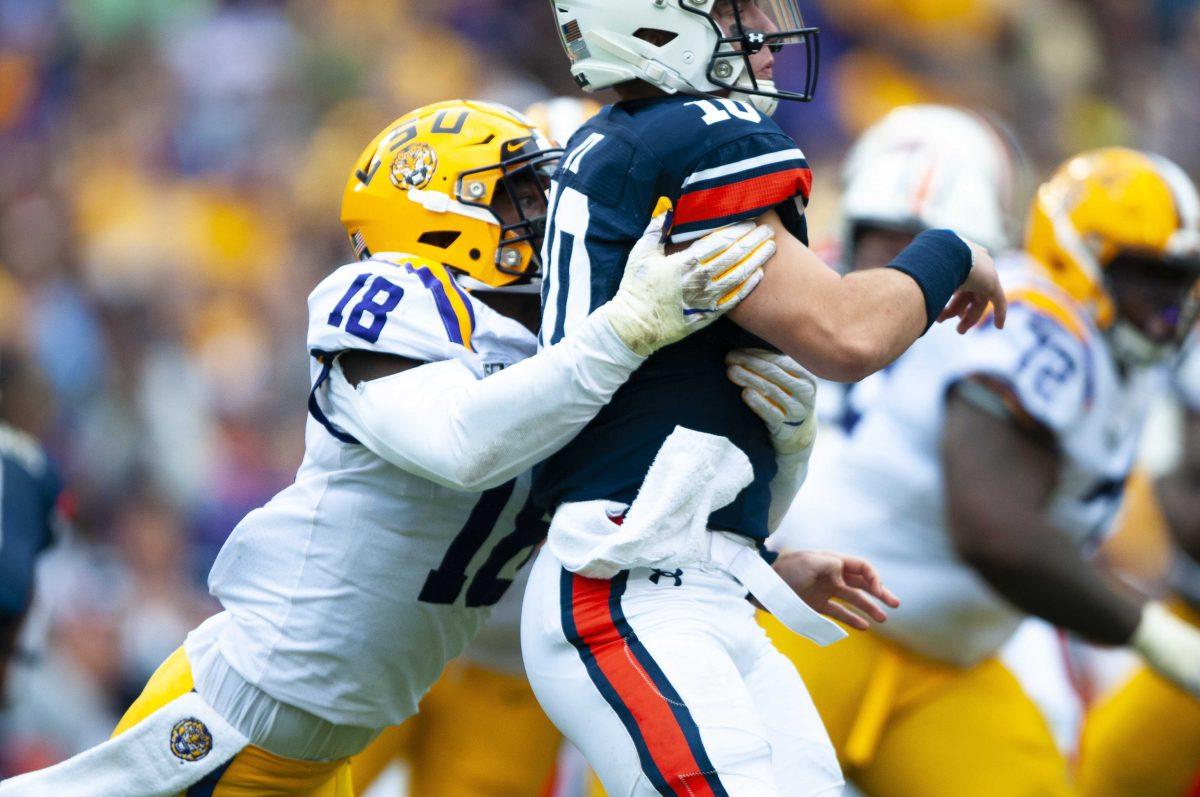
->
xmin=612 ymin=82 xmax=734 ymax=104
xmin=612 ymin=82 xmax=670 ymax=102
xmin=473 ymin=292 xmax=542 ymax=335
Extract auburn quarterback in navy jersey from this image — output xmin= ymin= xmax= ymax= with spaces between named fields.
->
xmin=537 ymin=90 xmax=813 ymax=540
xmin=523 ymin=2 xmax=1008 ymax=796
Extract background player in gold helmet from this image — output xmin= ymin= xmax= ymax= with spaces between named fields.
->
xmin=0 ymin=100 xmax=779 ymax=797
xmin=765 ymin=146 xmax=1200 ymax=796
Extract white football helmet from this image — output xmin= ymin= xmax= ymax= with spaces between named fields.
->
xmin=547 ymin=0 xmax=819 ymax=116
xmin=840 ymin=105 xmax=1018 ymax=269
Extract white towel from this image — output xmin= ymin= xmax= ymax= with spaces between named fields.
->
xmin=549 ymin=426 xmax=753 ymax=578
xmin=547 ymin=426 xmax=845 ymax=645
xmin=0 ymin=691 xmax=249 ymax=797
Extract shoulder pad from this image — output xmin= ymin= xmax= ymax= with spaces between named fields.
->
xmin=622 ymin=95 xmax=787 ymax=169
xmin=959 ymin=296 xmax=1095 ymax=434
xmin=307 ymin=255 xmax=477 ymax=362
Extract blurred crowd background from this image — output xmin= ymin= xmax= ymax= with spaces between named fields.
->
xmin=1 ymin=0 xmax=1199 ymax=776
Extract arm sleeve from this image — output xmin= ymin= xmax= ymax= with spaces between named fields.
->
xmin=669 ymin=133 xmax=812 ymax=244
xmin=325 ymin=309 xmax=645 ymax=492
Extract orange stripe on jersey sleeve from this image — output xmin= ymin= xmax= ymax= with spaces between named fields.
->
xmin=673 ymin=168 xmax=813 ymax=227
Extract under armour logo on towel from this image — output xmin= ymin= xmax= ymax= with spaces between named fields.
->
xmin=649 ymin=568 xmax=683 ymax=587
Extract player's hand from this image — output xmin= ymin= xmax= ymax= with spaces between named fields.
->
xmin=1132 ymin=602 xmax=1200 ymax=697
xmin=726 ymin=348 xmax=817 ymax=458
xmin=600 ymin=215 xmax=774 ymax=356
xmin=938 ymin=236 xmax=1007 ymax=334
xmin=771 ymin=550 xmax=900 ymax=631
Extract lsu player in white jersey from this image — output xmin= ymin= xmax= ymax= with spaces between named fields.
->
xmin=0 ymin=101 xmax=778 ymax=797
xmin=1078 ymin=334 xmax=1200 ymax=797
xmin=764 ymin=147 xmax=1200 ymax=796
xmin=347 ymin=97 xmax=603 ymax=797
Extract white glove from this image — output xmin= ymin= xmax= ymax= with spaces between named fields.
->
xmin=1132 ymin=602 xmax=1200 ymax=697
xmin=727 ymin=349 xmax=818 ymax=456
xmin=598 ymin=216 xmax=774 ymax=356
xmin=726 ymin=348 xmax=818 ymax=531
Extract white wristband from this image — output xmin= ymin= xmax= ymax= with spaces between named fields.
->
xmin=1132 ymin=602 xmax=1200 ymax=697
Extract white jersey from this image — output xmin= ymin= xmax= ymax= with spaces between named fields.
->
xmin=188 ymin=254 xmax=544 ymax=728
xmin=778 ymin=256 xmax=1175 ymax=667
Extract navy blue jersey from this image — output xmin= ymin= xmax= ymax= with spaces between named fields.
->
xmin=535 ymin=94 xmax=812 ymax=540
xmin=0 ymin=424 xmax=60 ymax=619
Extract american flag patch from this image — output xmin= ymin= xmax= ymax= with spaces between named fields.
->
xmin=563 ymin=20 xmax=583 ymax=42
xmin=351 ymin=230 xmax=370 ymax=260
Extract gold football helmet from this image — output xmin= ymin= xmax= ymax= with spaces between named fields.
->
xmin=1026 ymin=148 xmax=1200 ymax=363
xmin=341 ymin=100 xmax=561 ymax=290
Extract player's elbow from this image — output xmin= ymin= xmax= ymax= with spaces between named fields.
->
xmin=436 ymin=441 xmax=513 ymax=493
xmin=818 ymin=333 xmax=889 ymax=383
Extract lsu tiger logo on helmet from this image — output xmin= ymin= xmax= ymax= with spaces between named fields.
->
xmin=342 ymin=100 xmax=562 ymax=292
xmin=391 ymin=142 xmax=438 ymax=191
xmin=169 ymin=717 xmax=213 ymax=762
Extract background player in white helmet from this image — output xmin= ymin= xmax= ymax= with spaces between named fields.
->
xmin=0 ymin=100 xmax=778 ymax=797
xmin=795 ymin=105 xmax=1087 ymax=754
xmin=765 ymin=147 xmax=1200 ymax=796
xmin=805 ymin=104 xmax=1018 ymax=456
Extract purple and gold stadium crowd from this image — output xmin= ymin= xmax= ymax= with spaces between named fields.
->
xmin=1 ymin=0 xmax=1199 ymax=780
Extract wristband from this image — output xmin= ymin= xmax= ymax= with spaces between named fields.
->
xmin=886 ymin=229 xmax=973 ymax=332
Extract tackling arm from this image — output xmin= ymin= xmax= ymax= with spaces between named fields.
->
xmin=730 ymin=209 xmax=1001 ymax=383
xmin=1160 ymin=409 xmax=1200 ymax=562
xmin=325 ymin=219 xmax=773 ymax=493
xmin=328 ymin=310 xmax=643 ymax=493
xmin=941 ymin=380 xmax=1145 ymax=645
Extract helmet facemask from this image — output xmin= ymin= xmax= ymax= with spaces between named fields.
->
xmin=1104 ymin=251 xmax=1200 ymax=366
xmin=683 ymin=0 xmax=820 ymax=111
xmin=456 ymin=136 xmax=560 ymax=292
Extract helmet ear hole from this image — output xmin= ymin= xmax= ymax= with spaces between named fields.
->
xmin=417 ymin=231 xmax=462 ymax=249
xmin=469 ymin=248 xmax=482 ymax=261
xmin=633 ymin=28 xmax=679 ymax=46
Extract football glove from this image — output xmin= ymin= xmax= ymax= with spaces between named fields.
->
xmin=726 ymin=348 xmax=818 ymax=457
xmin=599 ymin=216 xmax=773 ymax=357
xmin=726 ymin=348 xmax=818 ymax=531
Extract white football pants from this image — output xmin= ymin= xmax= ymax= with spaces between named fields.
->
xmin=522 ymin=545 xmax=844 ymax=797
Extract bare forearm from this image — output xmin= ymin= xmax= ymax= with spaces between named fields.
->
xmin=944 ymin=389 xmax=1143 ymax=646
xmin=730 ymin=212 xmax=925 ymax=381
xmin=954 ymin=511 xmax=1144 ymax=645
